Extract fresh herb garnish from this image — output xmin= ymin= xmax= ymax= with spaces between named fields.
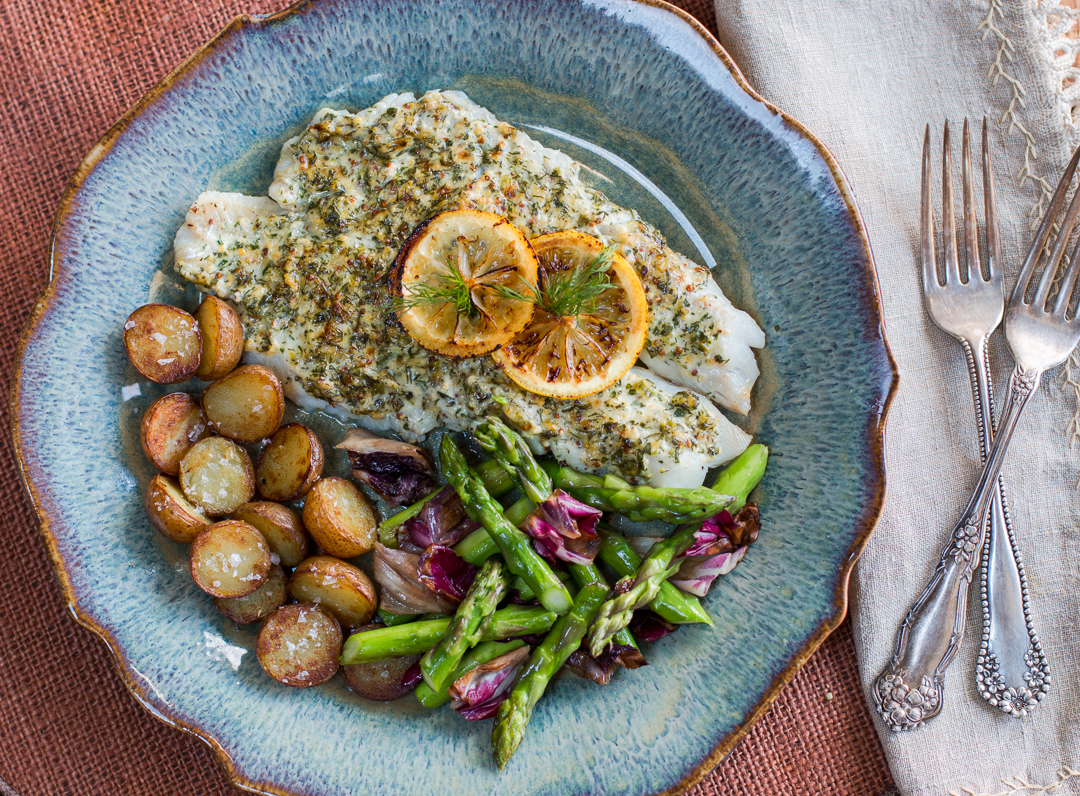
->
xmin=395 ymin=254 xmax=477 ymax=317
xmin=498 ymin=244 xmax=617 ymax=318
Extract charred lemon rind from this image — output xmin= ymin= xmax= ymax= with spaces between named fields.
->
xmin=392 ymin=209 xmax=538 ymax=358
xmin=492 ymin=231 xmax=648 ymax=399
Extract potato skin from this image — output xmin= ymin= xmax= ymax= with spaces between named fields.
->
xmin=140 ymin=392 xmax=209 ymax=475
xmin=201 ymin=364 xmax=284 ymax=443
xmin=190 ymin=520 xmax=271 ymax=598
xmin=288 ymin=556 xmax=376 ymax=629
xmin=144 ymin=473 xmax=210 ymax=543
xmin=214 ymin=563 xmax=286 ymax=624
xmin=257 ymin=603 xmax=342 ymax=688
xmin=256 ymin=423 xmax=324 ymax=502
xmin=179 ymin=436 xmax=255 ymax=516
xmin=123 ymin=304 xmax=202 ymax=384
xmin=194 ymin=296 xmax=244 ymax=381
xmin=232 ymin=502 xmax=309 ymax=567
xmin=302 ymin=477 xmax=377 ymax=558
xmin=340 ymin=653 xmax=420 ymax=702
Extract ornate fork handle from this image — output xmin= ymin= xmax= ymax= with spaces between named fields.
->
xmin=969 ymin=341 xmax=1050 ymax=715
xmin=873 ymin=366 xmax=1040 ymax=732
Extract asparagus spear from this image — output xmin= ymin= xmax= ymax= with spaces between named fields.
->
xmin=491 ymin=583 xmax=608 ymax=769
xmin=474 ymin=419 xmax=639 ymax=651
xmin=585 ymin=530 xmax=693 ymax=656
xmin=586 ymin=444 xmax=769 ymax=656
xmin=567 ymin=563 xmax=638 ymax=651
xmin=710 ymin=443 xmax=769 ymax=514
xmin=483 ymin=606 xmax=557 ymax=639
xmin=340 ymin=606 xmax=556 ymax=664
xmin=377 ymin=459 xmax=515 ymax=548
xmin=460 ymin=523 xmax=710 ymax=626
xmin=509 ymin=569 xmax=573 ymax=602
xmin=377 ymin=609 xmax=419 ymax=627
xmin=475 ymin=458 xmax=517 ymax=497
xmin=414 ymin=640 xmax=527 ymax=708
xmin=455 ymin=496 xmax=532 ymax=565
xmin=474 ymin=417 xmax=700 ymax=632
xmin=596 ymin=529 xmax=712 ymax=625
xmin=540 ymin=461 xmax=732 ymax=523
xmin=476 ymin=418 xmax=729 ymax=524
xmin=420 ymin=559 xmax=509 ymax=692
xmin=474 ymin=420 xmax=553 ymax=504
xmin=478 ymin=416 xmax=729 ymax=520
xmin=440 ymin=436 xmax=573 ymax=615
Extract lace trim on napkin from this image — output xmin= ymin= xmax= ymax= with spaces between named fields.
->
xmin=1031 ymin=0 xmax=1080 ymax=147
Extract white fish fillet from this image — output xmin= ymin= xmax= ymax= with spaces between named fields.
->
xmin=173 ymin=91 xmax=763 ymax=485
xmin=268 ymin=91 xmax=765 ymax=413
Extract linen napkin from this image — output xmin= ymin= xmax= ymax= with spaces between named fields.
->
xmin=712 ymin=1 xmax=1080 ymax=794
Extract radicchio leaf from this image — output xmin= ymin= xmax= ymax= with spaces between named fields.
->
xmin=336 ymin=428 xmax=435 ymax=507
xmin=629 ymin=611 xmax=679 ymax=643
xmin=448 ymin=646 xmax=531 ymax=721
xmin=669 ymin=547 xmax=747 ymax=597
xmin=686 ymin=504 xmax=761 ymax=556
xmin=403 ymin=486 xmax=479 ymax=548
xmin=520 ymin=489 xmax=602 ymax=564
xmin=566 ymin=644 xmax=648 ymax=685
xmin=670 ymin=504 xmax=760 ymax=596
xmin=373 ymin=543 xmax=457 ymax=615
xmin=401 ymin=661 xmax=423 ymax=690
xmin=417 ymin=544 xmax=477 ymax=603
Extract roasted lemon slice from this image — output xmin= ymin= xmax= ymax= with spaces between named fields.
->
xmin=392 ymin=210 xmax=538 ymax=357
xmin=492 ymin=231 xmax=648 ymax=398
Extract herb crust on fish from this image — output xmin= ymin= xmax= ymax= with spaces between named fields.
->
xmin=174 ymin=91 xmax=763 ymax=487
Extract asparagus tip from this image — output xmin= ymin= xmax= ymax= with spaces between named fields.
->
xmin=491 ymin=701 xmax=526 ymax=770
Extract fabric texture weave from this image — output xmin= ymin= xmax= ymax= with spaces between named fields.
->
xmin=712 ymin=1 xmax=1080 ymax=794
xmin=0 ymin=1 xmax=895 ymax=794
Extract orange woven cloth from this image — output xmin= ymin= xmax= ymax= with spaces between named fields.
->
xmin=0 ymin=1 xmax=895 ymax=794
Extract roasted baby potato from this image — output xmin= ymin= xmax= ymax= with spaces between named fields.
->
xmin=194 ymin=296 xmax=244 ymax=381
xmin=288 ymin=556 xmax=376 ymax=629
xmin=144 ymin=473 xmax=210 ymax=544
xmin=302 ymin=477 xmax=377 ymax=558
xmin=200 ymin=364 xmax=284 ymax=443
xmin=214 ymin=563 xmax=286 ymax=624
xmin=179 ymin=436 xmax=255 ymax=516
xmin=256 ymin=423 xmax=324 ymax=501
xmin=340 ymin=630 xmax=420 ymax=701
xmin=123 ymin=304 xmax=202 ymax=384
xmin=257 ymin=603 xmax=342 ymax=688
xmin=140 ymin=392 xmax=209 ymax=475
xmin=189 ymin=519 xmax=271 ymax=598
xmin=231 ymin=502 xmax=309 ymax=568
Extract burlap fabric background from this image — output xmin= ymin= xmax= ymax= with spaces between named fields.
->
xmin=0 ymin=1 xmax=896 ymax=794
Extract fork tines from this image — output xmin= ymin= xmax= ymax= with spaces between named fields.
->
xmin=921 ymin=119 xmax=1001 ymax=294
xmin=1013 ymin=145 xmax=1080 ymax=318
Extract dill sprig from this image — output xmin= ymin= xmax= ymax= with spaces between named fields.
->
xmin=395 ymin=254 xmax=477 ymax=317
xmin=498 ymin=244 xmax=617 ymax=318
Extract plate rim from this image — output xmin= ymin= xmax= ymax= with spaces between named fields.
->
xmin=10 ymin=1 xmax=900 ymax=793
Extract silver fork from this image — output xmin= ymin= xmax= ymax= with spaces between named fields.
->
xmin=872 ymin=138 xmax=1080 ymax=732
xmin=918 ymin=119 xmax=1049 ymax=723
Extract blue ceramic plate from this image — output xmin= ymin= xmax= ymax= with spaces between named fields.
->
xmin=12 ymin=1 xmax=897 ymax=794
